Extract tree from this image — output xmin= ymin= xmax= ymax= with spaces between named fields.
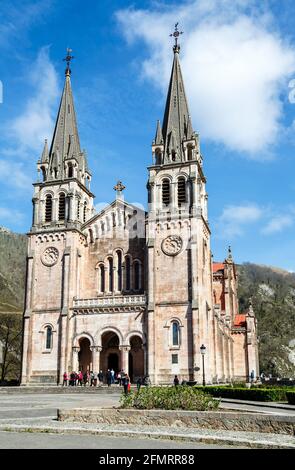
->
xmin=0 ymin=313 xmax=22 ymax=383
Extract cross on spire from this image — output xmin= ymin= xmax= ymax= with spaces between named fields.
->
xmin=63 ymin=48 xmax=74 ymax=76
xmin=114 ymin=180 xmax=126 ymax=199
xmin=170 ymin=23 xmax=183 ymax=52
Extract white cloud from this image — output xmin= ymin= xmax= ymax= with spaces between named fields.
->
xmin=217 ymin=203 xmax=263 ymax=238
xmin=0 ymin=160 xmax=31 ymax=190
xmin=261 ymin=214 xmax=294 ymax=234
xmin=8 ymin=46 xmax=59 ymax=155
xmin=0 ymin=207 xmax=24 ymax=224
xmin=116 ymin=0 xmax=295 ymax=155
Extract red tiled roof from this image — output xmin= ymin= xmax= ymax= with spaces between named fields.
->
xmin=213 ymin=262 xmax=225 ymax=273
xmin=234 ymin=314 xmax=246 ymax=327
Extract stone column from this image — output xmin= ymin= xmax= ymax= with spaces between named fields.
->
xmin=119 ymin=345 xmax=130 ymax=375
xmin=59 ymin=249 xmax=70 ymax=383
xmin=72 ymin=347 xmax=79 ymax=372
xmin=21 ymin=254 xmax=34 ymax=385
xmin=91 ymin=346 xmax=102 ymax=373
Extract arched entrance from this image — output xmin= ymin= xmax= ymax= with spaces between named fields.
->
xmin=78 ymin=337 xmax=92 ymax=372
xmin=101 ymin=331 xmax=120 ymax=375
xmin=129 ymin=335 xmax=144 ymax=383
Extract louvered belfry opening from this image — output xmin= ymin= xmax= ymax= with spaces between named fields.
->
xmin=162 ymin=179 xmax=170 ymax=206
xmin=178 ymin=177 xmax=186 ymax=206
xmin=45 ymin=195 xmax=53 ymax=222
xmin=58 ymin=193 xmax=66 ymax=220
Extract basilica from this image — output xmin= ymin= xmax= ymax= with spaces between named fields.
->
xmin=21 ymin=40 xmax=259 ymax=385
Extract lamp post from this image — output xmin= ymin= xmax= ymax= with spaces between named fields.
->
xmin=200 ymin=344 xmax=206 ymax=386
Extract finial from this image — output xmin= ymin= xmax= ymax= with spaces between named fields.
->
xmin=170 ymin=22 xmax=183 ymax=53
xmin=63 ymin=48 xmax=74 ymax=76
xmin=228 ymin=245 xmax=232 ymax=258
xmin=114 ymin=180 xmax=126 ymax=199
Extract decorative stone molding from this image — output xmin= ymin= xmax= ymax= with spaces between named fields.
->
xmin=36 ymin=232 xmax=66 ymax=244
xmin=41 ymin=246 xmax=59 ymax=266
xmin=161 ymin=235 xmax=183 ymax=256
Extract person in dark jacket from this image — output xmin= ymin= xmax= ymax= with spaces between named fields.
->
xmin=174 ymin=375 xmax=179 ymax=386
xmin=106 ymin=369 xmax=112 ymax=387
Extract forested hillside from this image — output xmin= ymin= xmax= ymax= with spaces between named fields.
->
xmin=0 ymin=228 xmax=26 ymax=313
xmin=238 ymin=263 xmax=295 ymax=377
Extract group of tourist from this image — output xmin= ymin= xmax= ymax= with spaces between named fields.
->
xmin=62 ymin=370 xmax=152 ymax=394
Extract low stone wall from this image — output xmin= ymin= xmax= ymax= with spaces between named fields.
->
xmin=58 ymin=408 xmax=295 ymax=436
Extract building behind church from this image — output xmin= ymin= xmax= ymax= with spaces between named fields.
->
xmin=21 ymin=40 xmax=259 ymax=385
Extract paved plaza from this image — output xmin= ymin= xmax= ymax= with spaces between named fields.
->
xmin=0 ymin=389 xmax=294 ymax=449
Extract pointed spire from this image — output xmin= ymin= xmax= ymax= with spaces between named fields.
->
xmin=47 ymin=49 xmax=89 ymax=183
xmin=154 ymin=120 xmax=163 ymax=145
xmin=41 ymin=139 xmax=49 ymax=163
xmin=162 ymin=30 xmax=192 ymax=163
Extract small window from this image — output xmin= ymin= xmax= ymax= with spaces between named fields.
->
xmin=45 ymin=326 xmax=53 ymax=350
xmin=117 ymin=251 xmax=122 ymax=291
xmin=134 ymin=261 xmax=140 ymax=291
xmin=108 ymin=258 xmax=113 ymax=292
xmin=83 ymin=203 xmax=87 ymax=223
xmin=77 ymin=201 xmax=80 ymax=220
xmin=162 ymin=179 xmax=170 ymax=206
xmin=172 ymin=354 xmax=178 ymax=364
xmin=45 ymin=195 xmax=52 ymax=222
xmin=68 ymin=165 xmax=73 ymax=178
xmin=100 ymin=265 xmax=105 ymax=293
xmin=172 ymin=322 xmax=180 ymax=346
xmin=125 ymin=256 xmax=131 ymax=291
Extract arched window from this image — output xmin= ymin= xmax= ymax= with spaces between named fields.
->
xmin=99 ymin=265 xmax=105 ymax=293
xmin=68 ymin=164 xmax=73 ymax=178
xmin=58 ymin=193 xmax=66 ymax=220
xmin=83 ymin=202 xmax=87 ymax=223
xmin=177 ymin=177 xmax=186 ymax=206
xmin=125 ymin=256 xmax=131 ymax=291
xmin=162 ymin=179 xmax=170 ymax=206
xmin=134 ymin=261 xmax=140 ymax=291
xmin=172 ymin=321 xmax=180 ymax=346
xmin=45 ymin=195 xmax=53 ymax=222
xmin=45 ymin=326 xmax=53 ymax=350
xmin=187 ymin=145 xmax=193 ymax=161
xmin=155 ymin=149 xmax=161 ymax=165
xmin=108 ymin=257 xmax=113 ymax=292
xmin=41 ymin=167 xmax=46 ymax=182
xmin=117 ymin=251 xmax=122 ymax=292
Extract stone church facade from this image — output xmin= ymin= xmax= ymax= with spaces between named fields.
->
xmin=21 ymin=43 xmax=259 ymax=385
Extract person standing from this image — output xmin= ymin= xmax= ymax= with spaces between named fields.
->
xmin=123 ymin=374 xmax=130 ymax=395
xmin=174 ymin=375 xmax=179 ymax=387
xmin=136 ymin=377 xmax=142 ymax=392
xmin=107 ymin=369 xmax=112 ymax=387
xmin=110 ymin=368 xmax=115 ymax=384
xmin=90 ymin=371 xmax=95 ymax=386
xmin=62 ymin=371 xmax=68 ymax=386
xmin=78 ymin=371 xmax=83 ymax=386
xmin=98 ymin=370 xmax=103 ymax=386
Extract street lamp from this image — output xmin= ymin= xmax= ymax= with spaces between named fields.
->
xmin=200 ymin=344 xmax=206 ymax=386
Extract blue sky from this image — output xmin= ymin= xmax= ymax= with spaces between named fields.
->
xmin=1 ymin=0 xmax=295 ymax=270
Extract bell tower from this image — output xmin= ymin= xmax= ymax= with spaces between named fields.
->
xmin=21 ymin=50 xmax=94 ymax=385
xmin=146 ymin=26 xmax=213 ymax=384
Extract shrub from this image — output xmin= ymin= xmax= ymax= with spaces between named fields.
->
xmin=195 ymin=386 xmax=288 ymax=402
xmin=120 ymin=386 xmax=220 ymax=411
xmin=286 ymin=391 xmax=295 ymax=405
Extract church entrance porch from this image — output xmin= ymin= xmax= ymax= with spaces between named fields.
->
xmin=128 ymin=335 xmax=144 ymax=383
xmin=78 ymin=337 xmax=92 ymax=372
xmin=101 ymin=331 xmax=121 ymax=377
